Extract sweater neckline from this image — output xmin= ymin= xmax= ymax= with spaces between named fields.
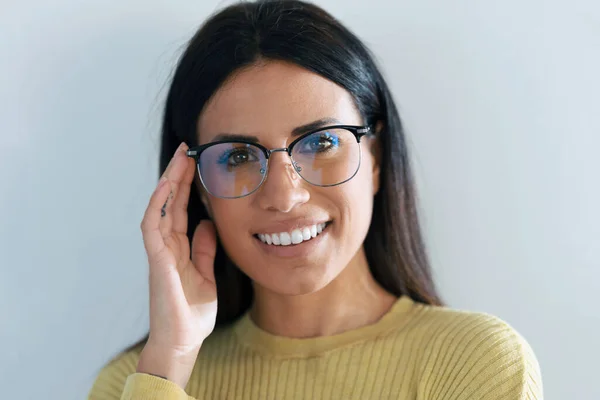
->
xmin=231 ymin=295 xmax=415 ymax=358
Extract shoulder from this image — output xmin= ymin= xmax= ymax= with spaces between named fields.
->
xmin=87 ymin=343 xmax=144 ymax=400
xmin=402 ymin=302 xmax=543 ymax=399
xmin=406 ymin=302 xmax=531 ymax=356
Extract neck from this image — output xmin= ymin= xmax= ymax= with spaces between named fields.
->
xmin=249 ymin=248 xmax=397 ymax=338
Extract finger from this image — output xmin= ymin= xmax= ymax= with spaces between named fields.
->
xmin=191 ymin=220 xmax=217 ymax=284
xmin=163 ymin=142 xmax=190 ymax=184
xmin=158 ymin=143 xmax=189 ymax=237
xmin=172 ymin=155 xmax=196 ymax=234
xmin=160 ymin=142 xmax=187 ymax=180
xmin=141 ymin=177 xmax=172 ymax=259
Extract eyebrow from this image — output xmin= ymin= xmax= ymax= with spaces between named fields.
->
xmin=210 ymin=117 xmax=342 ymax=142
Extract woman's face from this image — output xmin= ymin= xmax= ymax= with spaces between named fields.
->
xmin=197 ymin=60 xmax=380 ymax=296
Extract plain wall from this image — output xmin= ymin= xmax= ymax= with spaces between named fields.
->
xmin=1 ymin=1 xmax=598 ymax=399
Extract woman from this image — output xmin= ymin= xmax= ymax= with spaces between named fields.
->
xmin=89 ymin=1 xmax=542 ymax=399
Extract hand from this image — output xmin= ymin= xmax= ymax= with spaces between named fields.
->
xmin=137 ymin=142 xmax=218 ymax=388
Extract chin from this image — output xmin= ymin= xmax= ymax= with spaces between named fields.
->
xmin=253 ymin=265 xmax=340 ymax=297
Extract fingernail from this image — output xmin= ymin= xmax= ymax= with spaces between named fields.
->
xmin=177 ymin=142 xmax=187 ymax=152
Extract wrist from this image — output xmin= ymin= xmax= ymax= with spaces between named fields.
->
xmin=136 ymin=342 xmax=201 ymax=389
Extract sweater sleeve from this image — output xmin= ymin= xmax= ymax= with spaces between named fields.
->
xmin=87 ymin=348 xmax=197 ymax=400
xmin=422 ymin=314 xmax=543 ymax=400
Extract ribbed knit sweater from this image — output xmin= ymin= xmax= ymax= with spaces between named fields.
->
xmin=89 ymin=296 xmax=542 ymax=399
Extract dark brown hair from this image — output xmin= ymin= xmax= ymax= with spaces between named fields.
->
xmin=120 ymin=0 xmax=442 ymax=356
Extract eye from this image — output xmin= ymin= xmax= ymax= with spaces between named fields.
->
xmin=299 ymin=131 xmax=340 ymax=153
xmin=230 ymin=151 xmax=252 ymax=165
xmin=217 ymin=147 xmax=259 ymax=167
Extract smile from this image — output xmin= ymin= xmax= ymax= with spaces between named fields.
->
xmin=256 ymin=222 xmax=328 ymax=246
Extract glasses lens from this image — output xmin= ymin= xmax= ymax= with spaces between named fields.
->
xmin=291 ymin=128 xmax=360 ymax=186
xmin=198 ymin=142 xmax=267 ymax=198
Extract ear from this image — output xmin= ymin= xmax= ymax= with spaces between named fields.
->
xmin=369 ymin=121 xmax=384 ymax=195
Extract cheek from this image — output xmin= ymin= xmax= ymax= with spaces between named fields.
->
xmin=331 ymin=164 xmax=375 ymax=244
xmin=208 ymin=199 xmax=248 ymax=242
xmin=346 ymin=154 xmax=377 ymax=207
xmin=350 ymin=160 xmax=376 ymax=221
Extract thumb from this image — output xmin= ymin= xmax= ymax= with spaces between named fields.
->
xmin=191 ymin=220 xmax=217 ymax=285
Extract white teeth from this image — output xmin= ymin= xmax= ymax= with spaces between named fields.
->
xmin=272 ymin=234 xmax=281 ymax=245
xmin=257 ymin=223 xmax=328 ymax=246
xmin=291 ymin=229 xmax=303 ymax=244
xmin=302 ymin=227 xmax=311 ymax=241
xmin=280 ymin=232 xmax=291 ymax=245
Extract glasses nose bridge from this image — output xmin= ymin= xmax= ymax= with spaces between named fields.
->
xmin=265 ymin=147 xmax=291 ymax=158
xmin=263 ymin=147 xmax=301 ymax=181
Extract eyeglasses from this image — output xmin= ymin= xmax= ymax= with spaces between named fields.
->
xmin=186 ymin=125 xmax=372 ymax=199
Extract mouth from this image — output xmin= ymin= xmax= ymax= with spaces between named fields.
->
xmin=254 ymin=221 xmax=331 ymax=246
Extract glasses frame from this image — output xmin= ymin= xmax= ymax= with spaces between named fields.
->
xmin=186 ymin=124 xmax=373 ymax=199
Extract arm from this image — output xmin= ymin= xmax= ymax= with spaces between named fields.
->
xmin=87 ymin=348 xmax=198 ymax=400
xmin=120 ymin=374 xmax=195 ymax=400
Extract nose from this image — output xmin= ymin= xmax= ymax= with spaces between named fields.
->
xmin=255 ymin=151 xmax=310 ymax=212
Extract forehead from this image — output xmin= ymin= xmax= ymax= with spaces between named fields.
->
xmin=197 ymin=60 xmax=361 ymax=143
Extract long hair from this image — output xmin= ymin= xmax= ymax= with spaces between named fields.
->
xmin=121 ymin=0 xmax=442 ymax=355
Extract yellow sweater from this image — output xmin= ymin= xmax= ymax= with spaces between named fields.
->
xmin=89 ymin=296 xmax=542 ymax=399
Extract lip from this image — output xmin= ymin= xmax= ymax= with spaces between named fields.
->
xmin=253 ymin=221 xmax=331 ymax=258
xmin=252 ymin=217 xmax=331 ymax=235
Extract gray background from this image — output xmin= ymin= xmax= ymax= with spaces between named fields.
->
xmin=1 ymin=0 xmax=598 ymax=399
